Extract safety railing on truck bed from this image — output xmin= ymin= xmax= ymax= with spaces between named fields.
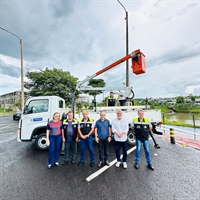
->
xmin=95 ymin=105 xmax=150 ymax=112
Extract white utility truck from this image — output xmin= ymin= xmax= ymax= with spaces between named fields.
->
xmin=17 ymin=49 xmax=162 ymax=150
xmin=17 ymin=96 xmax=65 ymax=150
xmin=17 ymin=95 xmax=162 ymax=150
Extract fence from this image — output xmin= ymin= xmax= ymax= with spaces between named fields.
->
xmin=160 ymin=113 xmax=200 ymax=140
xmin=162 ymin=113 xmax=199 ymax=129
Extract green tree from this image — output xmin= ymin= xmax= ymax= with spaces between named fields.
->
xmin=76 ymin=102 xmax=83 ymax=113
xmin=148 ymin=100 xmax=159 ymax=109
xmin=98 ymin=97 xmax=107 ymax=107
xmin=176 ymin=96 xmax=185 ymax=104
xmin=83 ymin=102 xmax=89 ymax=109
xmin=83 ymin=79 xmax=106 ymax=103
xmin=15 ymin=99 xmax=22 ymax=110
xmin=25 ymin=68 xmax=78 ymax=106
xmin=6 ymin=106 xmax=13 ymax=112
xmin=189 ymin=95 xmax=198 ymax=101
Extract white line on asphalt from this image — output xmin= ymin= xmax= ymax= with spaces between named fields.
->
xmin=86 ymin=145 xmax=136 ymax=182
xmin=0 ymin=123 xmax=16 ymax=131
xmin=0 ymin=131 xmax=16 ymax=135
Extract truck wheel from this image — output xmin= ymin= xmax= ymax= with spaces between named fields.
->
xmin=35 ymin=133 xmax=48 ymax=150
xmin=127 ymin=130 xmax=136 ymax=146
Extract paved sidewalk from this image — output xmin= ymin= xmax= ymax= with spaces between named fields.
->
xmin=163 ymin=135 xmax=200 ymax=150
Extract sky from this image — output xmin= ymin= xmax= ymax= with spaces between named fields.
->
xmin=0 ymin=0 xmax=200 ymax=102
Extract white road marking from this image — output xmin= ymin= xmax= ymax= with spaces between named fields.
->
xmin=86 ymin=145 xmax=136 ymax=182
xmin=0 ymin=131 xmax=16 ymax=135
xmin=0 ymin=123 xmax=17 ymax=131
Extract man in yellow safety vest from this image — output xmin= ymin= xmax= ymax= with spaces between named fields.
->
xmin=131 ymin=109 xmax=154 ymax=170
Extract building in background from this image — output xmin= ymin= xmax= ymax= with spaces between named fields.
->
xmin=0 ymin=89 xmax=29 ymax=110
xmin=76 ymin=95 xmax=90 ymax=103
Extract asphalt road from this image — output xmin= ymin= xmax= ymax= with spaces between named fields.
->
xmin=0 ymin=115 xmax=200 ymax=200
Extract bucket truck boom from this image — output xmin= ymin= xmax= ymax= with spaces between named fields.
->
xmin=76 ymin=49 xmax=146 ymax=99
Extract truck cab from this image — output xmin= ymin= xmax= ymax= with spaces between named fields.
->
xmin=17 ymin=96 xmax=65 ymax=150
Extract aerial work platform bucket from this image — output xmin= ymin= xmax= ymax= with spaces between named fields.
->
xmin=131 ymin=52 xmax=146 ymax=75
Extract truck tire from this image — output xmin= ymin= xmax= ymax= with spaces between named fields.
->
xmin=127 ymin=130 xmax=136 ymax=146
xmin=35 ymin=133 xmax=48 ymax=150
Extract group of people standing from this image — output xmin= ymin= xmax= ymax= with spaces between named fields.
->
xmin=46 ymin=108 xmax=154 ymax=171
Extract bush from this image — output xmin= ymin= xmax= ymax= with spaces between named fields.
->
xmin=5 ymin=107 xmax=13 ymax=112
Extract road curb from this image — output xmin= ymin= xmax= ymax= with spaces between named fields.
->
xmin=162 ymin=135 xmax=200 ymax=150
xmin=0 ymin=114 xmax=12 ymax=117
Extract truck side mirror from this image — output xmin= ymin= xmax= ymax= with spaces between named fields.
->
xmin=23 ymin=105 xmax=28 ymax=114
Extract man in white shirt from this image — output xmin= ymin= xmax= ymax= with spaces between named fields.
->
xmin=112 ymin=110 xmax=129 ymax=169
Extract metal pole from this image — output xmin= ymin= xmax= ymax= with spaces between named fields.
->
xmin=193 ymin=114 xmax=196 ymax=129
xmin=117 ymin=0 xmax=129 ymax=87
xmin=20 ymin=39 xmax=24 ymax=111
xmin=170 ymin=128 xmax=175 ymax=144
xmin=0 ymin=26 xmax=24 ymax=111
xmin=145 ymin=97 xmax=148 ymax=109
xmin=162 ymin=113 xmax=165 ymax=135
xmin=94 ymin=99 xmax=97 ymax=112
xmin=193 ymin=114 xmax=196 ymax=140
xmin=71 ymin=92 xmax=75 ymax=117
xmin=125 ymin=11 xmax=129 ymax=87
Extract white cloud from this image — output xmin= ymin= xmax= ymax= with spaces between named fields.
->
xmin=185 ymin=85 xmax=200 ymax=95
xmin=0 ymin=54 xmax=21 ymax=67
xmin=0 ymin=0 xmax=199 ymax=99
xmin=0 ymin=74 xmax=21 ymax=92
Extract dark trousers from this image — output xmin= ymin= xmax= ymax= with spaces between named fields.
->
xmin=80 ymin=136 xmax=95 ymax=162
xmin=64 ymin=140 xmax=77 ymax=161
xmin=114 ymin=140 xmax=128 ymax=162
xmin=48 ymin=135 xmax=62 ymax=164
xmin=98 ymin=138 xmax=109 ymax=162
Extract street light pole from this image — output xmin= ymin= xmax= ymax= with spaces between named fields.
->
xmin=0 ymin=26 xmax=24 ymax=111
xmin=117 ymin=0 xmax=129 ymax=87
xmin=20 ymin=39 xmax=24 ymax=112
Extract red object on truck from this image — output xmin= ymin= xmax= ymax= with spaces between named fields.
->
xmin=131 ymin=52 xmax=146 ymax=75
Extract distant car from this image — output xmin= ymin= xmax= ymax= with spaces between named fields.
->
xmin=13 ymin=111 xmax=21 ymax=120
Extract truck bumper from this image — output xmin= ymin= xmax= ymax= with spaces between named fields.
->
xmin=17 ymin=130 xmax=21 ymax=142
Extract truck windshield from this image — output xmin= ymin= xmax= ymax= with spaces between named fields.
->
xmin=26 ymin=99 xmax=49 ymax=114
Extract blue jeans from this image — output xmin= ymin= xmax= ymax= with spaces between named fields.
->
xmin=48 ymin=134 xmax=62 ymax=164
xmin=98 ymin=138 xmax=109 ymax=162
xmin=115 ymin=140 xmax=127 ymax=162
xmin=135 ymin=139 xmax=152 ymax=164
xmin=64 ymin=140 xmax=77 ymax=161
xmin=80 ymin=136 xmax=95 ymax=162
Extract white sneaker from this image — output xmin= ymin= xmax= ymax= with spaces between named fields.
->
xmin=123 ymin=162 xmax=127 ymax=169
xmin=116 ymin=161 xmax=121 ymax=168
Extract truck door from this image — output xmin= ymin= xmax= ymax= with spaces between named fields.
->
xmin=21 ymin=99 xmax=50 ymax=140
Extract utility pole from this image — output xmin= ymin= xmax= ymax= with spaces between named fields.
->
xmin=0 ymin=26 xmax=24 ymax=111
xmin=117 ymin=0 xmax=129 ymax=87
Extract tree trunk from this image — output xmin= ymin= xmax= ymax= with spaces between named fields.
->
xmin=93 ymin=95 xmax=97 ymax=112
